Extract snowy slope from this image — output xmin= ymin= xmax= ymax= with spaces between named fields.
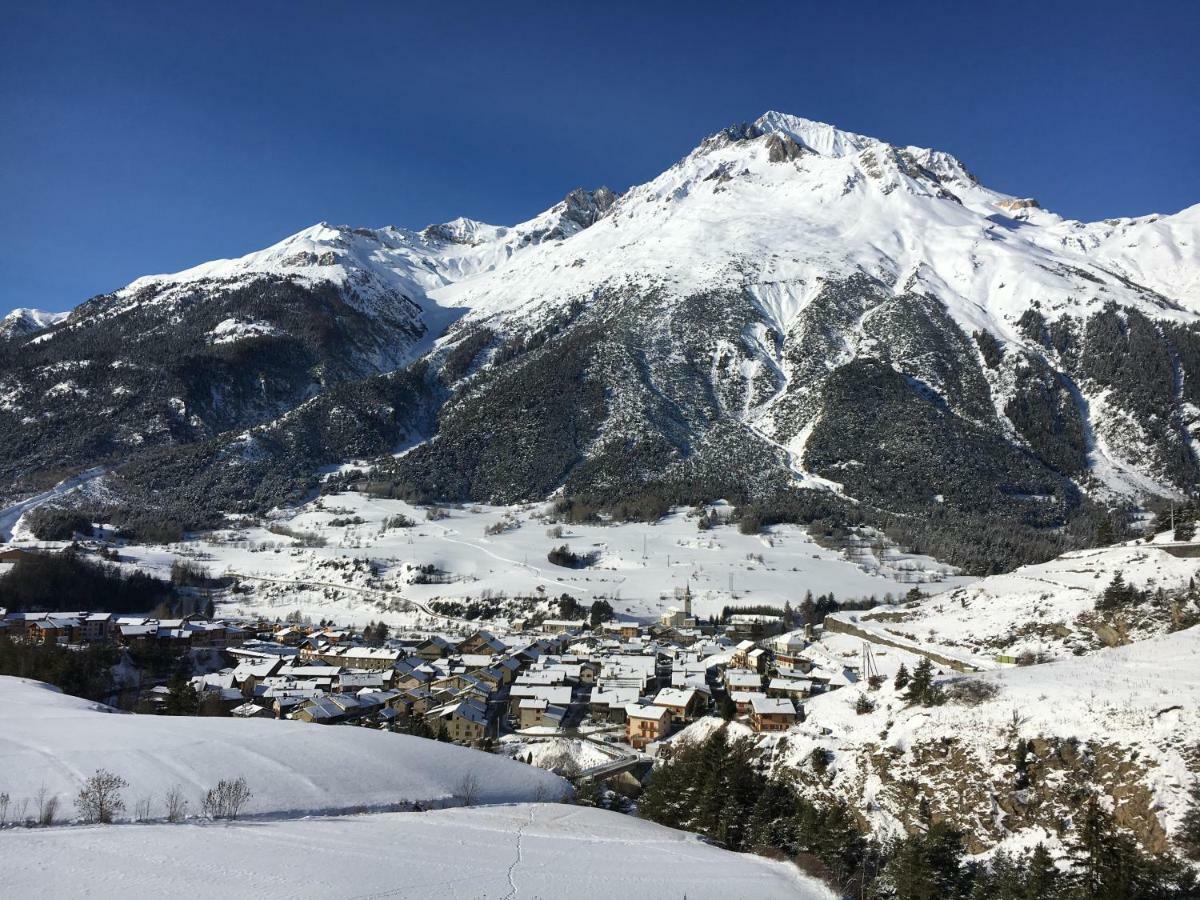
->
xmin=2 ymin=804 xmax=833 ymax=899
xmin=852 ymin=541 xmax=1200 ymax=662
xmin=775 ymin=624 xmax=1200 ymax=854
xmin=0 ymin=677 xmax=565 ymax=820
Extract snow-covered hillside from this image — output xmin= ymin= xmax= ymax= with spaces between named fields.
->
xmin=0 ymin=676 xmax=565 ymax=820
xmin=768 ymin=623 xmax=1200 ymax=856
xmin=845 ymin=539 xmax=1200 ymax=662
xmin=2 ymin=803 xmax=833 ymax=899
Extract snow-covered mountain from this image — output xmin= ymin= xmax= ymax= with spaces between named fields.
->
xmin=0 ymin=307 xmax=68 ymax=340
xmin=4 ymin=112 xmax=1199 ymax=571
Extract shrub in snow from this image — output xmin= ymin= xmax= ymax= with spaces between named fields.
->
xmin=76 ymin=770 xmax=128 ymax=824
xmin=164 ymin=785 xmax=189 ymax=823
xmin=202 ymin=777 xmax=252 ymax=820
xmin=943 ymin=678 xmax=1001 ymax=706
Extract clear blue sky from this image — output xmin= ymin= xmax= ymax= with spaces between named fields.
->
xmin=3 ymin=1 xmax=1197 ymax=313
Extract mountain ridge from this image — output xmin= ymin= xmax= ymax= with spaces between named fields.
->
xmin=4 ymin=111 xmax=1199 ymax=573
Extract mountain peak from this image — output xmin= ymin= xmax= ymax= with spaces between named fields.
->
xmin=753 ymin=111 xmax=876 ymax=158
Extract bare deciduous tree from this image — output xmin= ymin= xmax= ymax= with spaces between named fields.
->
xmin=76 ymin=770 xmax=128 ymax=824
xmin=456 ymin=772 xmax=481 ymax=806
xmin=134 ymin=795 xmax=154 ymax=821
xmin=201 ymin=777 xmax=252 ymax=820
xmin=35 ymin=785 xmax=59 ymax=826
xmin=164 ymin=785 xmax=188 ymax=823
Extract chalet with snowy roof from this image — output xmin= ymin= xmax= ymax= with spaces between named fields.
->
xmin=730 ymin=690 xmax=758 ymax=716
xmin=508 ymin=685 xmax=572 ymax=717
xmin=767 ymin=677 xmax=813 ymax=701
xmin=750 ymin=696 xmax=796 ymax=732
xmin=457 ymin=629 xmax=507 ymax=655
xmin=517 ymin=697 xmax=569 ymax=731
xmin=601 ymin=621 xmax=642 ymax=641
xmin=231 ymin=701 xmax=273 ymax=719
xmin=724 ymin=669 xmax=764 ymax=694
xmin=414 ymin=635 xmax=456 ymax=660
xmin=540 ymin=618 xmax=586 ymax=635
xmin=117 ymin=622 xmax=158 ymax=647
xmin=337 ymin=671 xmax=387 ymax=692
xmin=652 ymin=687 xmax=707 ymax=723
xmin=626 ymin=703 xmax=672 ymax=749
xmin=292 ymin=695 xmax=355 ymax=724
xmin=731 ymin=639 xmax=757 ymax=668
xmin=589 ymin=687 xmax=640 ymax=723
xmin=726 ymin=613 xmax=784 ymax=640
xmin=28 ymin=615 xmax=81 ymax=644
xmin=770 ymin=629 xmax=810 ymax=667
xmin=427 ymin=697 xmax=488 ymax=744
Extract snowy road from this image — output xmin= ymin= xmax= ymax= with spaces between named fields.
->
xmin=0 ymin=466 xmax=105 ymax=540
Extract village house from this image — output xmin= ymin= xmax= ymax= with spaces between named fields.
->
xmin=726 ymin=613 xmax=784 ymax=640
xmin=540 ymin=618 xmax=586 ymax=635
xmin=730 ymin=690 xmax=757 ymax=716
xmin=517 ymin=698 xmax=569 ymax=731
xmin=767 ymin=676 xmax=812 ymax=702
xmin=457 ymin=629 xmax=507 ymax=655
xmin=626 ymin=704 xmax=672 ymax=750
xmin=588 ymin=687 xmax=640 ymax=724
xmin=602 ymin=621 xmax=642 ymax=641
xmin=770 ymin=629 xmax=810 ymax=668
xmin=427 ymin=697 xmax=489 ymax=744
xmin=651 ymin=687 xmax=707 ymax=723
xmin=82 ymin=613 xmax=113 ymax=643
xmin=414 ymin=635 xmax=456 ymax=661
xmin=508 ymin=685 xmax=572 ymax=718
xmin=731 ymin=639 xmax=757 ymax=668
xmin=750 ymin=696 xmax=797 ymax=733
xmin=724 ymin=669 xmax=764 ymax=694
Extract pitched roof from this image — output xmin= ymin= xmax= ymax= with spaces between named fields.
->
xmin=750 ymin=696 xmax=796 ymax=716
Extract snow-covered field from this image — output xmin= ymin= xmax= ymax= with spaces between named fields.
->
xmin=3 ymin=803 xmax=834 ymax=899
xmin=86 ymin=493 xmax=971 ymax=627
xmin=0 ymin=677 xmax=564 ymax=821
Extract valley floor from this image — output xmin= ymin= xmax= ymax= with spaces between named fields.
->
xmin=91 ymin=494 xmax=971 ymax=626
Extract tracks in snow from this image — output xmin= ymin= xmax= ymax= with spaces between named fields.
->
xmin=502 ymin=805 xmax=537 ymax=900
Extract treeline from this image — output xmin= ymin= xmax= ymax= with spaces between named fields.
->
xmin=546 ymin=545 xmax=596 ymax=569
xmin=637 ymin=727 xmax=1200 ymax=899
xmin=0 ymin=637 xmax=118 ymax=702
xmin=0 ymin=549 xmax=172 ymax=613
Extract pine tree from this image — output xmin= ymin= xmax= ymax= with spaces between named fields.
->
xmin=1180 ymin=781 xmax=1200 ymax=860
xmin=719 ymin=692 xmax=736 ymax=721
xmin=162 ymin=668 xmax=199 ymax=716
xmin=1067 ymin=799 xmax=1140 ymax=900
xmin=905 ymin=657 xmax=934 ymax=705
xmin=1174 ymin=518 xmax=1196 ymax=542
xmin=1023 ymin=843 xmax=1059 ymax=900
xmin=894 ymin=663 xmax=911 ymax=691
